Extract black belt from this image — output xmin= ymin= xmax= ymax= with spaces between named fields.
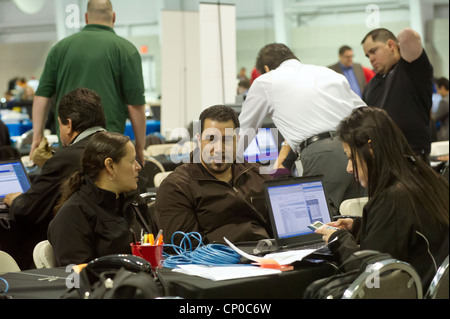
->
xmin=299 ymin=131 xmax=335 ymax=152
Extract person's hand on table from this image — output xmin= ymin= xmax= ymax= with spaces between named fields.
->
xmin=3 ymin=192 xmax=22 ymax=206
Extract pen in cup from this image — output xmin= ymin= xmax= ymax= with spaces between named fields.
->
xmin=148 ymin=233 xmax=155 ymax=245
xmin=155 ymin=229 xmax=163 ymax=245
xmin=135 ymin=229 xmax=163 ymax=245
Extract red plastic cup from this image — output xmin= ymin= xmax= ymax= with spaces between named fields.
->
xmin=130 ymin=243 xmax=164 ymax=269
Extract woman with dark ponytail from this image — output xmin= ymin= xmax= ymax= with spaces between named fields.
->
xmin=48 ymin=131 xmax=153 ymax=266
xmin=316 ymin=106 xmax=449 ymax=291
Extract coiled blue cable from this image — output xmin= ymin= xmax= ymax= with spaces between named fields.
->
xmin=163 ymin=231 xmax=241 ymax=268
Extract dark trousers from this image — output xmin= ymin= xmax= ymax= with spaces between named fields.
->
xmin=298 ymin=137 xmax=366 ymax=213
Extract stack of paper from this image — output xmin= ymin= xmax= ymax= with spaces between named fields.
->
xmin=170 ymin=237 xmax=326 ymax=281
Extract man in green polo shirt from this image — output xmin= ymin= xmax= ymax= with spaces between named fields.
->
xmin=31 ymin=0 xmax=146 ymax=165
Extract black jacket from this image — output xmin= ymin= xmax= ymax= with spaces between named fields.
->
xmin=0 ymin=120 xmax=11 ymax=147
xmin=362 ymin=51 xmax=433 ymax=154
xmin=11 ymin=135 xmax=92 ymax=227
xmin=154 ymin=162 xmax=272 ymax=245
xmin=328 ymin=182 xmax=448 ymax=291
xmin=48 ymin=177 xmax=152 ymax=266
xmin=1 ymin=132 xmax=95 ymax=270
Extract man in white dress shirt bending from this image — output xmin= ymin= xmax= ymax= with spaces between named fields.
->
xmin=238 ymin=43 xmax=367 ymax=211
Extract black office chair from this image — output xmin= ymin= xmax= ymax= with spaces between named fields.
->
xmin=425 ymin=255 xmax=449 ymax=299
xmin=142 ymin=157 xmax=165 ymax=188
xmin=145 ymin=134 xmax=164 ymax=147
xmin=342 ymin=258 xmax=423 ymax=299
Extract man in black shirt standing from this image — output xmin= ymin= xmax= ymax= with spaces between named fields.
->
xmin=361 ymin=28 xmax=433 ymax=163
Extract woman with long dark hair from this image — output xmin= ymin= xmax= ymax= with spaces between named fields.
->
xmin=48 ymin=131 xmax=152 ymax=266
xmin=316 ymin=106 xmax=449 ymax=290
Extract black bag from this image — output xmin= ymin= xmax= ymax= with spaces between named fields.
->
xmin=63 ymin=266 xmax=164 ymax=299
xmin=303 ymin=250 xmax=392 ymax=299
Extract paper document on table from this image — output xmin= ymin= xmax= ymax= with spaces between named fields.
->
xmin=223 ymin=237 xmax=264 ymax=262
xmin=263 ymin=250 xmax=316 ymax=265
xmin=173 ymin=264 xmax=281 ymax=281
xmin=224 ymin=237 xmax=330 ymax=266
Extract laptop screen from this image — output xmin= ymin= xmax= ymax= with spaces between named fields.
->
xmin=244 ymin=128 xmax=278 ymax=163
xmin=0 ymin=160 xmax=31 ymax=201
xmin=264 ymin=176 xmax=333 ymax=249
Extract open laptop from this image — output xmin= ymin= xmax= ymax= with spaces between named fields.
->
xmin=263 ymin=175 xmax=334 ymax=251
xmin=0 ymin=159 xmax=31 ymax=204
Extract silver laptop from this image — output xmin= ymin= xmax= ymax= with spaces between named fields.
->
xmin=264 ymin=175 xmax=334 ymax=251
xmin=0 ymin=159 xmax=31 ymax=203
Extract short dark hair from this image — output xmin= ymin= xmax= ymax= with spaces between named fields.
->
xmin=361 ymin=28 xmax=398 ymax=45
xmin=255 ymin=43 xmax=299 ymax=74
xmin=58 ymin=88 xmax=106 ymax=133
xmin=339 ymin=45 xmax=352 ymax=55
xmin=199 ymin=105 xmax=240 ymax=132
xmin=436 ymin=77 xmax=449 ymax=91
xmin=238 ymin=79 xmax=251 ymax=90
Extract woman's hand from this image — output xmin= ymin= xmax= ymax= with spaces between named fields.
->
xmin=334 ymin=218 xmax=354 ymax=230
xmin=314 ymin=218 xmax=353 ymax=243
xmin=315 ymin=227 xmax=338 ymax=243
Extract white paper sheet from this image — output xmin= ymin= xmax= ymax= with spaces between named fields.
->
xmin=223 ymin=237 xmax=264 ymax=262
xmin=224 ymin=237 xmax=329 ymax=266
xmin=173 ymin=264 xmax=281 ymax=281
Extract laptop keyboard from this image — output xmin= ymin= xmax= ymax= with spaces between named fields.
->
xmin=292 ymin=242 xmax=327 ymax=251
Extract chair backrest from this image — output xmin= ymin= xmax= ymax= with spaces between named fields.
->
xmin=146 ymin=141 xmax=197 ymax=158
xmin=33 ymin=240 xmax=57 ymax=269
xmin=154 ymin=171 xmax=173 ymax=188
xmin=143 ymin=158 xmax=165 ymax=188
xmin=339 ymin=197 xmax=369 ymax=217
xmin=426 ymin=255 xmax=449 ymax=299
xmin=145 ymin=134 xmax=164 ymax=147
xmin=430 ymin=141 xmax=449 ymax=156
xmin=342 ymin=258 xmax=423 ymax=299
xmin=16 ymin=129 xmax=53 ymax=149
xmin=0 ymin=250 xmax=21 ymax=274
xmin=146 ymin=143 xmax=177 ymax=157
xmin=17 ymin=129 xmax=33 ymax=148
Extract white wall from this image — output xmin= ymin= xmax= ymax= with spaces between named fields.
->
xmin=160 ymin=10 xmax=200 ymax=137
xmin=199 ymin=3 xmax=236 ymax=108
xmin=426 ymin=18 xmax=449 ymax=78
